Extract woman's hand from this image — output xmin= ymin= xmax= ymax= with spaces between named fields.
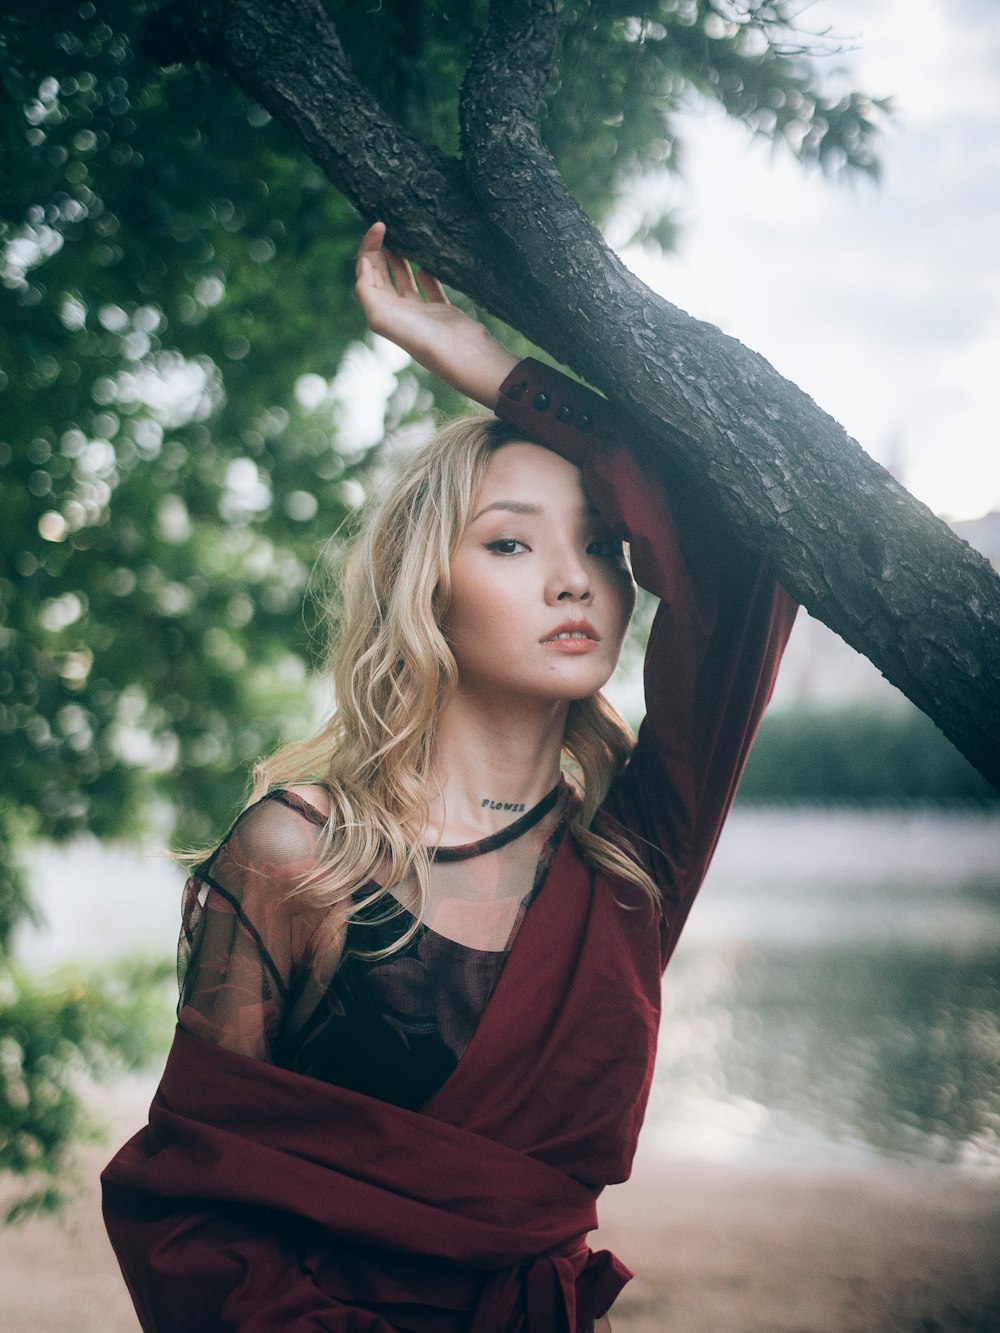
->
xmin=355 ymin=221 xmax=518 ymax=410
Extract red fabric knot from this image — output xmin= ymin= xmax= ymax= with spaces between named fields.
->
xmin=468 ymin=1244 xmax=629 ymax=1333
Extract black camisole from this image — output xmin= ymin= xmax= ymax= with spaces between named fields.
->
xmin=269 ymin=785 xmax=568 ymax=1110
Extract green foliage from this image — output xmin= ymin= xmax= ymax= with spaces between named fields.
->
xmin=548 ymin=0 xmax=888 ymax=233
xmin=739 ymin=706 xmax=1000 ymax=806
xmin=0 ymin=954 xmax=173 ymax=1221
xmin=0 ymin=806 xmax=37 ymax=956
xmin=331 ymin=0 xmax=888 ymax=237
xmin=0 ymin=1 xmax=378 ymax=1211
xmin=1 ymin=0 xmax=374 ymax=861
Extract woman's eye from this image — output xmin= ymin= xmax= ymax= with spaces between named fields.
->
xmin=485 ymin=538 xmax=527 ymax=556
xmin=587 ymin=537 xmax=625 ymax=558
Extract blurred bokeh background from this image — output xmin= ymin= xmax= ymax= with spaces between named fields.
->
xmin=1 ymin=0 xmax=997 ymax=1263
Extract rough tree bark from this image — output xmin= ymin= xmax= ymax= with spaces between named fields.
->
xmin=145 ymin=0 xmax=1000 ymax=790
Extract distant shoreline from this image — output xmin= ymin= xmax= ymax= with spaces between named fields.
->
xmin=20 ymin=805 xmax=1000 ymax=967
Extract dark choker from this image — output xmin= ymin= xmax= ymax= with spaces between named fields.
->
xmin=429 ymin=782 xmax=564 ymax=862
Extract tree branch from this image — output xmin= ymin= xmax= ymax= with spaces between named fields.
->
xmin=459 ymin=0 xmax=1000 ymax=787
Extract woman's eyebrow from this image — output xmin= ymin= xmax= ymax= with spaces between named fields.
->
xmin=471 ymin=499 xmax=544 ymax=522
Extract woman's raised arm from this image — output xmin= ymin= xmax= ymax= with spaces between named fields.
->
xmin=355 ymin=222 xmax=517 ymax=409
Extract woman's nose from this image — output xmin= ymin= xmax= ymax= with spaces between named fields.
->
xmin=546 ymin=557 xmax=592 ymax=604
xmin=558 ymin=584 xmax=591 ymax=601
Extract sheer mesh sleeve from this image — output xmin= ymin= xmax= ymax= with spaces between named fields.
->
xmin=177 ymin=791 xmax=342 ymax=1062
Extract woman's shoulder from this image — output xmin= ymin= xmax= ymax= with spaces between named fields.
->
xmin=282 ymin=783 xmax=333 ymax=822
xmin=200 ymin=784 xmax=333 ymax=896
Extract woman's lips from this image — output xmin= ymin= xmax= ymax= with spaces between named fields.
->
xmin=541 ymin=622 xmax=600 ymax=652
xmin=542 ymin=635 xmax=600 ymax=654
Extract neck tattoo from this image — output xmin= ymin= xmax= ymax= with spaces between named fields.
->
xmin=480 ymin=797 xmax=526 ymax=813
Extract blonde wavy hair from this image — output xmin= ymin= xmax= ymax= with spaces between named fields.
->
xmin=251 ymin=413 xmax=659 ymax=942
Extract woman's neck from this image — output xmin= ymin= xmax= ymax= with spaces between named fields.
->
xmin=427 ymin=688 xmax=569 ymax=845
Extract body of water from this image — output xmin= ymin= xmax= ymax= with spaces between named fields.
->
xmin=21 ymin=807 xmax=1000 ymax=1174
xmin=646 ymin=808 xmax=1000 ymax=1173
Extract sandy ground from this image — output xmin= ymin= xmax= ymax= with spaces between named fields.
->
xmin=1 ymin=1093 xmax=997 ymax=1333
xmin=597 ymin=1157 xmax=1000 ymax=1332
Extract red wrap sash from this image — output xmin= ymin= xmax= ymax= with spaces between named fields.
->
xmin=103 ymin=831 xmax=656 ymax=1331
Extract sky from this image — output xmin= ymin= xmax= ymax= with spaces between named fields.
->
xmin=616 ymin=0 xmax=1000 ymax=522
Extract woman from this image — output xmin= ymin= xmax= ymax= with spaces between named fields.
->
xmin=102 ymin=223 xmax=797 ymax=1332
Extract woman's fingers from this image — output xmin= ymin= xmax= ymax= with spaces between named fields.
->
xmin=356 ymin=221 xmax=447 ymax=307
xmin=356 ymin=221 xmax=387 ymax=280
xmin=384 ymin=246 xmax=421 ymax=300
xmin=415 ymin=269 xmax=449 ymax=306
xmin=356 ymin=221 xmax=418 ymax=300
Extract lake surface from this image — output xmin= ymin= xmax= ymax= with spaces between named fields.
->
xmin=22 ymin=807 xmax=1000 ymax=1174
xmin=645 ymin=808 xmax=1000 ymax=1174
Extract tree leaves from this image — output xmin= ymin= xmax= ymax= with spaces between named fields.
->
xmin=1 ymin=1 xmax=372 ymax=862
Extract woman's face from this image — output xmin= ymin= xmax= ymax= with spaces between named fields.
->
xmin=443 ymin=442 xmax=636 ymax=705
